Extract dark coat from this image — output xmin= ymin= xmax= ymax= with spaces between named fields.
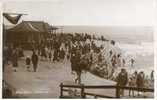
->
xmin=31 ymin=53 xmax=38 ymax=65
xmin=12 ymin=52 xmax=18 ymax=67
xmin=71 ymin=54 xmax=76 ymax=71
xmin=117 ymin=72 xmax=128 ymax=86
xmin=70 ymin=50 xmax=82 ymax=72
xmin=59 ymin=49 xmax=65 ymax=59
xmin=53 ymin=49 xmax=59 ymax=61
xmin=136 ymin=73 xmax=144 ymax=88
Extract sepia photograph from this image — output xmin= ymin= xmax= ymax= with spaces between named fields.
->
xmin=2 ymin=0 xmax=154 ymax=99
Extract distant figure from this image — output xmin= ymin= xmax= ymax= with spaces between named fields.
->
xmin=59 ymin=48 xmax=65 ymax=61
xmin=110 ymin=40 xmax=115 ymax=45
xmin=74 ymin=49 xmax=82 ymax=84
xmin=116 ymin=54 xmax=121 ymax=67
xmin=12 ymin=49 xmax=19 ymax=72
xmin=18 ymin=47 xmax=24 ymax=58
xmin=31 ymin=51 xmax=38 ymax=72
xmin=132 ymin=71 xmax=138 ymax=82
xmin=70 ymin=54 xmax=76 ymax=74
xmin=26 ymin=56 xmax=31 ymax=72
xmin=3 ymin=47 xmax=8 ymax=66
xmin=151 ymin=70 xmax=154 ymax=81
xmin=117 ymin=68 xmax=128 ymax=97
xmin=130 ymin=58 xmax=135 ymax=67
xmin=98 ymin=53 xmax=103 ymax=62
xmin=109 ymin=50 xmax=113 ymax=57
xmin=4 ymin=46 xmax=12 ymax=65
xmin=45 ymin=47 xmax=49 ymax=60
xmin=128 ymin=77 xmax=136 ymax=97
xmin=122 ymin=59 xmax=125 ymax=67
xmin=144 ymin=75 xmax=150 ymax=88
xmin=53 ymin=49 xmax=59 ymax=62
xmin=41 ymin=48 xmax=47 ymax=60
xmin=136 ymin=71 xmax=145 ymax=96
xmin=48 ymin=51 xmax=52 ymax=61
xmin=111 ymin=55 xmax=117 ymax=68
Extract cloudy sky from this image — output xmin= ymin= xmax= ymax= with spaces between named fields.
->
xmin=2 ymin=0 xmax=155 ymax=26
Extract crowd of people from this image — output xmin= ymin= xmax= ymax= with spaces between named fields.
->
xmin=116 ymin=68 xmax=154 ymax=97
xmin=3 ymin=32 xmax=154 ymax=97
xmin=3 ymin=33 xmax=108 ymax=72
xmin=3 ymin=46 xmax=39 ymax=72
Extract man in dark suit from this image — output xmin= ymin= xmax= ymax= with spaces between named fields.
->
xmin=31 ymin=51 xmax=38 ymax=72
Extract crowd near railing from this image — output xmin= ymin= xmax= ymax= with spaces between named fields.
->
xmin=60 ymin=83 xmax=154 ymax=98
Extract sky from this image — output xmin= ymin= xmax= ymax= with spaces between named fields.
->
xmin=2 ymin=0 xmax=155 ymax=26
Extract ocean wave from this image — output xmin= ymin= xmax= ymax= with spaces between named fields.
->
xmin=117 ymin=42 xmax=154 ymax=57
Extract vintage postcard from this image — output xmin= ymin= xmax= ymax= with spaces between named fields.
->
xmin=2 ymin=0 xmax=154 ymax=99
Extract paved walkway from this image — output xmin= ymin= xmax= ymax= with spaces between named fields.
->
xmin=4 ymin=51 xmax=118 ymax=98
xmin=3 ymin=51 xmax=153 ymax=98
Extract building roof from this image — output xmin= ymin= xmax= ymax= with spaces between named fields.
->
xmin=7 ymin=21 xmax=58 ymax=33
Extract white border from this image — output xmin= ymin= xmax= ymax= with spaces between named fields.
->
xmin=0 ymin=2 xmax=3 ymax=99
xmin=0 ymin=0 xmax=156 ymax=100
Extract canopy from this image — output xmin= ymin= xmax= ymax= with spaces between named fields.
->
xmin=5 ymin=21 xmax=58 ymax=47
xmin=7 ymin=21 xmax=57 ymax=33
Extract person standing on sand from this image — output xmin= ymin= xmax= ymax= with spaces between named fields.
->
xmin=130 ymin=58 xmax=135 ymax=67
xmin=117 ymin=68 xmax=128 ymax=97
xmin=136 ymin=71 xmax=145 ymax=96
xmin=116 ymin=54 xmax=121 ymax=67
xmin=31 ymin=51 xmax=38 ymax=72
xmin=111 ymin=55 xmax=117 ymax=68
xmin=122 ymin=59 xmax=125 ymax=67
xmin=151 ymin=70 xmax=154 ymax=81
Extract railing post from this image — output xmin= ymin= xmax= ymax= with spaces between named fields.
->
xmin=116 ymin=85 xmax=120 ymax=98
xmin=81 ymin=84 xmax=85 ymax=98
xmin=60 ymin=83 xmax=63 ymax=98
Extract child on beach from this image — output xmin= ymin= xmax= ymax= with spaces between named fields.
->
xmin=26 ymin=56 xmax=31 ymax=72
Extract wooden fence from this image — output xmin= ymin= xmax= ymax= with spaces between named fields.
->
xmin=60 ymin=83 xmax=154 ymax=98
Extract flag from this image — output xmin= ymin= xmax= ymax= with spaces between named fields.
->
xmin=3 ymin=13 xmax=22 ymax=24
